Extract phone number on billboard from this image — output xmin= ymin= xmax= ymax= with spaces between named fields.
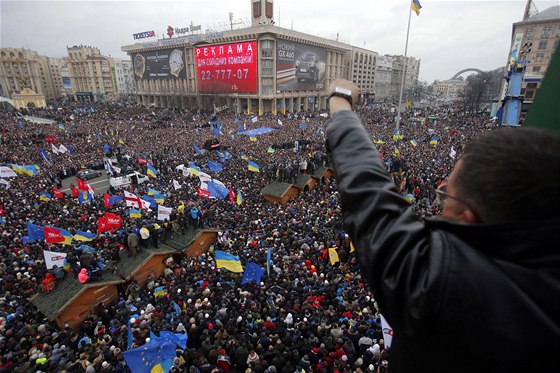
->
xmin=200 ymin=68 xmax=250 ymax=81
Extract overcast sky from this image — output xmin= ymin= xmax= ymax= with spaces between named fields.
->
xmin=1 ymin=0 xmax=557 ymax=82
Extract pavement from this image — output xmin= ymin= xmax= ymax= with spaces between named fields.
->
xmin=60 ymin=170 xmax=111 ymax=195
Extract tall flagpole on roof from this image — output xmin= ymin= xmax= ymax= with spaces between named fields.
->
xmin=395 ymin=0 xmax=414 ymax=132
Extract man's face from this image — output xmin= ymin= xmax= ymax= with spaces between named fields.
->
xmin=441 ymin=159 xmax=478 ymax=224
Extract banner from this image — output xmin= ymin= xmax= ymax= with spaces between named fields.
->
xmin=195 ymin=41 xmax=258 ymax=93
xmin=43 ymin=250 xmax=67 ymax=270
xmin=0 ymin=166 xmax=17 ymax=178
xmin=277 ymin=40 xmax=326 ymax=91
xmin=104 ymin=212 xmax=122 ymax=228
xmin=157 ymin=205 xmax=172 ymax=221
xmin=132 ymin=48 xmax=187 ymax=79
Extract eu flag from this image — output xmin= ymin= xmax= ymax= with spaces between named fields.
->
xmin=160 ymin=331 xmax=188 ymax=349
xmin=123 ymin=337 xmax=176 ymax=373
xmin=27 ymin=221 xmax=45 ymax=242
xmin=241 ymin=262 xmax=265 ymax=285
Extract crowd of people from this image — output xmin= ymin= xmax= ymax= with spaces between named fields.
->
xmin=0 ymin=101 xmax=494 ymax=372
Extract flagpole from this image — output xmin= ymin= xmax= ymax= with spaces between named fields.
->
xmin=396 ymin=1 xmax=413 ymax=131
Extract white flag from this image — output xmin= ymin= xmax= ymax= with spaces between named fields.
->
xmin=449 ymin=146 xmax=457 ymax=159
xmin=141 ymin=198 xmax=152 ymax=210
xmin=198 ymin=171 xmax=212 ymax=183
xmin=124 ymin=190 xmax=141 ymax=208
xmin=157 ymin=205 xmax=172 ymax=221
xmin=43 ymin=250 xmax=67 ymax=269
xmin=51 ymin=143 xmax=60 ymax=155
xmin=173 ymin=179 xmax=182 ymax=190
xmin=380 ymin=314 xmax=394 ymax=348
xmin=58 ymin=144 xmax=68 ymax=154
xmin=251 ymin=116 xmax=258 ymax=123
xmin=0 ymin=166 xmax=17 ymax=178
xmin=0 ymin=179 xmax=10 ymax=189
xmin=278 ymin=119 xmax=283 ymax=126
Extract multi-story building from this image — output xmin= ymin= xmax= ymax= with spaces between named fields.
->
xmin=114 ymin=60 xmax=136 ymax=96
xmin=121 ymin=0 xmax=420 ymax=112
xmin=388 ymin=55 xmax=421 ymax=100
xmin=433 ymin=79 xmax=467 ymax=99
xmin=506 ymin=4 xmax=559 ymax=103
xmin=0 ymin=48 xmax=60 ymax=101
xmin=374 ymin=55 xmax=393 ymax=100
xmin=351 ymin=47 xmax=378 ymax=100
xmin=67 ymin=45 xmax=118 ymax=101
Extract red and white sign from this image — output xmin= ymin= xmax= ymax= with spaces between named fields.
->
xmin=124 ymin=191 xmax=141 ymax=208
xmin=195 ymin=41 xmax=258 ymax=93
xmin=104 ymin=212 xmax=122 ymax=228
xmin=157 ymin=205 xmax=172 ymax=221
xmin=196 ymin=187 xmax=211 ymax=199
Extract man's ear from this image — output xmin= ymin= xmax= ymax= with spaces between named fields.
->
xmin=463 ymin=209 xmax=478 ymax=224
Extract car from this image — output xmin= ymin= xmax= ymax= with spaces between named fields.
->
xmin=76 ymin=169 xmax=102 ymax=180
xmin=295 ymin=53 xmax=319 ymax=83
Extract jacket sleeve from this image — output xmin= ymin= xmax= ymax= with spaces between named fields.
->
xmin=326 ymin=110 xmax=446 ymax=334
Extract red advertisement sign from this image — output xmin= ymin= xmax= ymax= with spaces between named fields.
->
xmin=195 ymin=41 xmax=258 ymax=93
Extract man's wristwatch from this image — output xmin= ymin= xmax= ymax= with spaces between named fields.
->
xmin=328 ymin=87 xmax=353 ymax=107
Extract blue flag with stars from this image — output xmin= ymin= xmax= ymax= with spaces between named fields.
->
xmin=241 ymin=262 xmax=265 ymax=285
xmin=122 ymin=337 xmax=176 ymax=373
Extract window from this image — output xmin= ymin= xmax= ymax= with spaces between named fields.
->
xmin=538 ymin=40 xmax=547 ymax=49
xmin=532 ymin=66 xmax=541 ymax=73
xmin=526 ymin=82 xmax=538 ymax=89
xmin=525 ymin=90 xmax=535 ymax=99
xmin=253 ymin=1 xmax=261 ymax=18
xmin=535 ymin=53 xmax=544 ymax=62
xmin=542 ymin=26 xmax=552 ymax=38
xmin=554 ymin=39 xmax=560 ymax=50
xmin=265 ymin=1 xmax=273 ymax=18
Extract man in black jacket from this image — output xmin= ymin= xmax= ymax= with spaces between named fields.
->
xmin=325 ymin=79 xmax=559 ymax=373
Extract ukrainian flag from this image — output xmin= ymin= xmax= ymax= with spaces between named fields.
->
xmin=39 ymin=192 xmax=52 ymax=202
xmin=240 ymin=153 xmax=249 ymax=161
xmin=74 ymin=230 xmax=97 ymax=242
xmin=154 ymin=286 xmax=166 ymax=298
xmin=328 ymin=247 xmax=340 ymax=265
xmin=55 ymin=226 xmax=74 ymax=245
xmin=147 ymin=164 xmax=157 ymax=178
xmin=129 ymin=209 xmax=141 ymax=218
xmin=24 ymin=165 xmax=39 ymax=176
xmin=236 ymin=190 xmax=243 ymax=206
xmin=249 ymin=137 xmax=257 ymax=142
xmin=153 ymin=193 xmax=165 ymax=205
xmin=148 ymin=188 xmax=160 ymax=196
xmin=430 ymin=136 xmax=439 ymax=146
xmin=375 ymin=139 xmax=385 ymax=145
xmin=11 ymin=164 xmax=24 ymax=174
xmin=412 ymin=0 xmax=422 ymax=16
xmin=189 ymin=162 xmax=200 ymax=176
xmin=267 ymin=147 xmax=275 ymax=153
xmin=394 ymin=147 xmax=401 ymax=156
xmin=118 ymin=139 xmax=126 ymax=145
xmin=215 ymin=250 xmax=243 ymax=273
xmin=410 ymin=139 xmax=418 ymax=147
xmin=248 ymin=160 xmax=260 ymax=173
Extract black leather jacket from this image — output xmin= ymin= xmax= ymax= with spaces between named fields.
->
xmin=326 ymin=110 xmax=560 ymax=373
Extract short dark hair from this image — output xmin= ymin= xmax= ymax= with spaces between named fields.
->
xmin=455 ymin=127 xmax=560 ymax=224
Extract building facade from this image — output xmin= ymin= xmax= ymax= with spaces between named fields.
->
xmin=388 ymin=55 xmax=421 ymax=100
xmin=66 ymin=45 xmax=118 ymax=102
xmin=0 ymin=48 xmax=60 ymax=102
xmin=114 ymin=60 xmax=136 ymax=96
xmin=507 ymin=5 xmax=559 ymax=102
xmin=433 ymin=78 xmax=467 ymax=99
xmin=122 ymin=0 xmax=419 ymax=112
xmin=374 ymin=55 xmax=393 ymax=100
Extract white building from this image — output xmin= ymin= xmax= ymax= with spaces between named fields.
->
xmin=114 ymin=59 xmax=135 ymax=95
xmin=374 ymin=55 xmax=393 ymax=100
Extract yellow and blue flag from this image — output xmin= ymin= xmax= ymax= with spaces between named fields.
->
xmin=249 ymin=136 xmax=257 ymax=142
xmin=215 ymin=250 xmax=243 ymax=273
xmin=240 ymin=153 xmax=248 ymax=161
xmin=189 ymin=162 xmax=200 ymax=176
xmin=412 ymin=0 xmax=422 ymax=16
xmin=266 ymin=248 xmax=273 ymax=275
xmin=39 ymin=192 xmax=52 ymax=202
xmin=154 ymin=286 xmax=166 ymax=298
xmin=328 ymin=247 xmax=340 ymax=265
xmin=394 ymin=147 xmax=401 ymax=156
xmin=267 ymin=147 xmax=275 ymax=153
xmin=241 ymin=262 xmax=265 ymax=285
xmin=148 ymin=188 xmax=160 ymax=196
xmin=236 ymin=190 xmax=243 ymax=206
xmin=248 ymin=160 xmax=260 ymax=173
xmin=430 ymin=136 xmax=439 ymax=146
xmin=78 ymin=191 xmax=93 ymax=204
xmin=24 ymin=165 xmax=39 ymax=176
xmin=153 ymin=193 xmax=165 ymax=204
xmin=410 ymin=139 xmax=418 ymax=147
xmin=129 ymin=209 xmax=141 ymax=218
xmin=147 ymin=164 xmax=157 ymax=178
xmin=74 ymin=230 xmax=97 ymax=242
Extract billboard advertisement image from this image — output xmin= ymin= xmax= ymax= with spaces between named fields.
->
xmin=277 ymin=41 xmax=326 ymax=91
xmin=132 ymin=48 xmax=186 ymax=79
xmin=195 ymin=41 xmax=258 ymax=93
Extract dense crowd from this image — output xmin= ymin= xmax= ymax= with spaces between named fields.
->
xmin=0 ymin=102 xmax=493 ymax=372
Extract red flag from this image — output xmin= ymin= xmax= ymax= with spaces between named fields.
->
xmin=137 ymin=157 xmax=148 ymax=165
xmin=104 ymin=193 xmax=111 ymax=208
xmin=52 ymin=187 xmax=64 ymax=199
xmin=104 ymin=212 xmax=122 ymax=228
xmin=0 ymin=204 xmax=5 ymax=216
xmin=97 ymin=217 xmax=110 ymax=233
xmin=77 ymin=178 xmax=89 ymax=191
xmin=228 ymin=187 xmax=235 ymax=204
xmin=70 ymin=185 xmax=79 ymax=197
xmin=196 ymin=187 xmax=211 ymax=199
xmin=44 ymin=226 xmax=64 ymax=244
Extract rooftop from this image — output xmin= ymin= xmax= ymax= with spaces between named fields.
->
xmin=516 ymin=5 xmax=560 ymax=24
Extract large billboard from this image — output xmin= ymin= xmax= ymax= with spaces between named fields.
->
xmin=277 ymin=41 xmax=326 ymax=91
xmin=195 ymin=41 xmax=257 ymax=93
xmin=132 ymin=48 xmax=186 ymax=79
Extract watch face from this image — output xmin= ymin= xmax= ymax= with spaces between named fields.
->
xmin=335 ymin=87 xmax=352 ymax=97
xmin=169 ymin=49 xmax=184 ymax=77
xmin=134 ymin=54 xmax=145 ymax=78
